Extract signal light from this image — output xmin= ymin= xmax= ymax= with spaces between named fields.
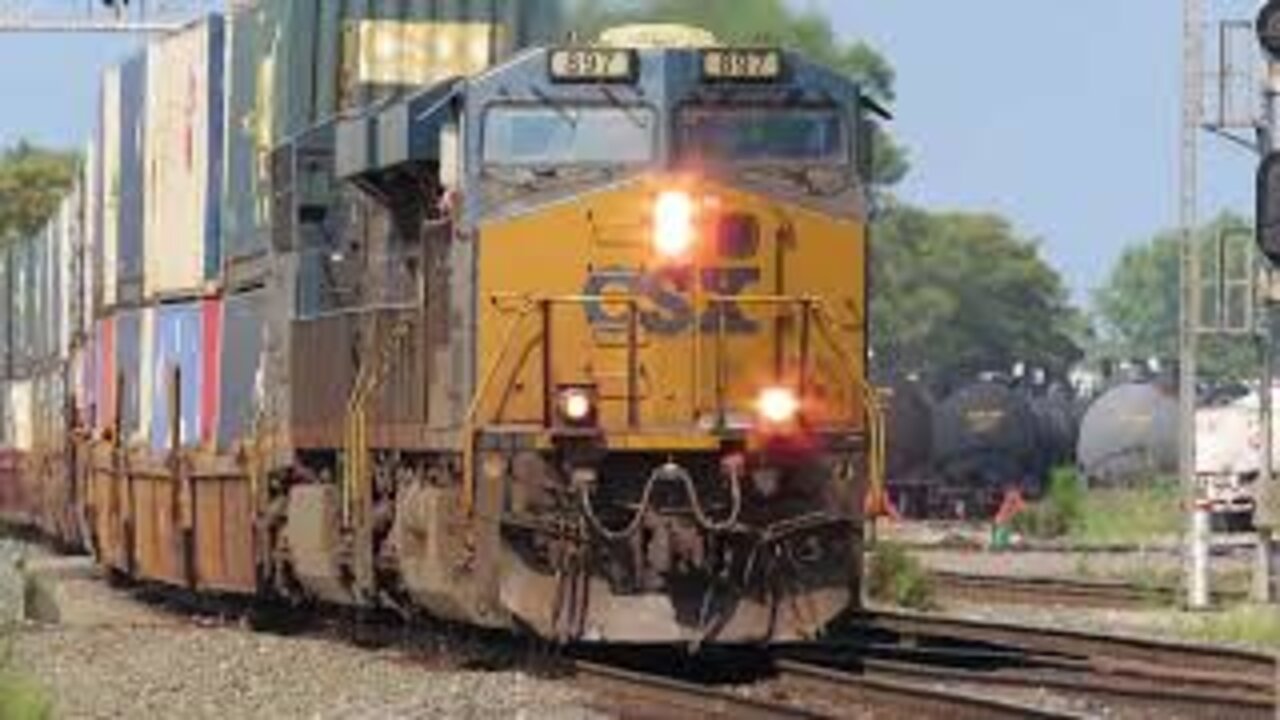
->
xmin=1260 ymin=2 xmax=1280 ymax=61
xmin=756 ymin=386 xmax=800 ymax=427
xmin=653 ymin=190 xmax=695 ymax=261
xmin=1257 ymin=152 xmax=1280 ymax=266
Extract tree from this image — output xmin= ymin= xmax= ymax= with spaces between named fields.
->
xmin=1092 ymin=213 xmax=1257 ymax=382
xmin=0 ymin=141 xmax=78 ymax=246
xmin=562 ymin=0 xmax=909 ymax=184
xmin=872 ymin=202 xmax=1083 ymax=387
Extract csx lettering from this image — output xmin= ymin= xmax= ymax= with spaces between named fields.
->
xmin=583 ymin=266 xmax=761 ymax=335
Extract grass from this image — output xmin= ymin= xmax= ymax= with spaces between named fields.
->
xmin=0 ymin=671 xmax=52 ymax=720
xmin=866 ymin=541 xmax=936 ymax=610
xmin=1011 ymin=469 xmax=1184 ymax=546
xmin=0 ymin=551 xmax=52 ymax=720
xmin=1011 ymin=468 xmax=1085 ymax=539
xmin=1069 ymin=480 xmax=1183 ymax=546
xmin=1175 ymin=605 xmax=1280 ymax=650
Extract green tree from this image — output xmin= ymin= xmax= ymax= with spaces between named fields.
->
xmin=0 ymin=142 xmax=78 ymax=246
xmin=1092 ymin=213 xmax=1257 ymax=381
xmin=562 ymin=0 xmax=909 ymax=184
xmin=872 ymin=202 xmax=1082 ymax=386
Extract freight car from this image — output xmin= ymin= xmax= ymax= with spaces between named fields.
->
xmin=1076 ymin=379 xmax=1178 ymax=487
xmin=877 ymin=374 xmax=935 ymax=517
xmin=0 ymin=10 xmax=885 ymax=647
xmin=927 ymin=377 xmax=1077 ymax=517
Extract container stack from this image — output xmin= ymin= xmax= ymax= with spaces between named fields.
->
xmin=1 ymin=0 xmax=559 ymax=463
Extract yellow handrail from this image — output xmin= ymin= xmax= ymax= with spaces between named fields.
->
xmin=461 ymin=293 xmax=885 ymax=518
xmin=342 ymin=316 xmax=414 ymax=528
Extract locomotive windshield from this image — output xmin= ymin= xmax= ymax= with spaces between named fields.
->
xmin=483 ymin=105 xmax=657 ymax=166
xmin=676 ymin=106 xmax=846 ymax=164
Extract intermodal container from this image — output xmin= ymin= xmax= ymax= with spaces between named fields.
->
xmin=118 ymin=52 xmax=147 ymax=304
xmin=30 ymin=233 xmax=47 ymax=364
xmin=11 ymin=240 xmax=28 ymax=376
xmin=72 ymin=335 xmax=95 ymax=429
xmin=115 ymin=308 xmax=144 ymax=444
xmin=56 ymin=191 xmax=77 ymax=357
xmin=82 ymin=141 xmax=99 ymax=325
xmin=94 ymin=316 xmax=116 ymax=431
xmin=144 ymin=16 xmax=225 ymax=300
xmin=220 ymin=4 xmax=268 ymax=269
xmin=0 ymin=249 xmax=9 ymax=380
xmin=99 ymin=66 xmax=121 ymax=309
xmin=216 ymin=289 xmax=264 ymax=450
xmin=148 ymin=299 xmax=220 ymax=450
xmin=8 ymin=380 xmax=32 ymax=452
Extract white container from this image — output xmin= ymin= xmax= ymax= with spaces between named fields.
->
xmin=136 ymin=305 xmax=155 ymax=447
xmin=100 ymin=65 xmax=121 ymax=309
xmin=81 ymin=142 xmax=98 ymax=328
xmin=144 ymin=16 xmax=224 ymax=299
xmin=8 ymin=380 xmax=33 ymax=452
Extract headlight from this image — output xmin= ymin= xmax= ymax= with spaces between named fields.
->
xmin=557 ymin=386 xmax=597 ymax=426
xmin=756 ymin=386 xmax=800 ymax=426
xmin=653 ymin=190 xmax=695 ymax=260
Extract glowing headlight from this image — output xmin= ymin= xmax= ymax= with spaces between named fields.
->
xmin=756 ymin=386 xmax=800 ymax=426
xmin=558 ymin=387 xmax=596 ymax=425
xmin=653 ymin=190 xmax=695 ymax=260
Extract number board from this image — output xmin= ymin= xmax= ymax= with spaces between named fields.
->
xmin=702 ymin=49 xmax=783 ymax=82
xmin=548 ymin=48 xmax=637 ymax=83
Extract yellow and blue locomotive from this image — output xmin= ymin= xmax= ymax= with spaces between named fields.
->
xmin=334 ymin=26 xmax=883 ymax=643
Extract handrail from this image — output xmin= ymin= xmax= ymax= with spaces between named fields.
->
xmin=464 ymin=292 xmax=884 ymax=518
xmin=342 ymin=314 xmax=415 ymax=528
xmin=811 ymin=303 xmax=886 ymax=517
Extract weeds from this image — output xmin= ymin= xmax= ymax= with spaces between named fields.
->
xmin=1175 ymin=605 xmax=1280 ymax=650
xmin=1012 ymin=471 xmax=1182 ymax=546
xmin=1011 ymin=468 xmax=1084 ymax=539
xmin=0 ymin=552 xmax=52 ymax=720
xmin=867 ymin=542 xmax=936 ymax=610
xmin=0 ymin=671 xmax=52 ymax=720
xmin=1070 ymin=480 xmax=1182 ymax=546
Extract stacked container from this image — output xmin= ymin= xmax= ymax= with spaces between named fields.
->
xmin=144 ymin=16 xmax=225 ymax=301
xmin=99 ymin=65 xmax=122 ymax=310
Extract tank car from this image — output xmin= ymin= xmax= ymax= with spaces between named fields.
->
xmin=877 ymin=374 xmax=934 ymax=517
xmin=930 ymin=377 xmax=1076 ymax=516
xmin=1076 ymin=380 xmax=1179 ymax=487
xmin=2 ymin=16 xmax=885 ymax=648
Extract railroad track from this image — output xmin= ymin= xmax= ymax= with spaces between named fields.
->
xmin=573 ymin=661 xmax=820 ymax=719
xmin=928 ymin=570 xmax=1249 ymax=609
xmin=574 ymin=658 xmax=1079 ymax=719
xmin=801 ymin=610 xmax=1280 ymax=719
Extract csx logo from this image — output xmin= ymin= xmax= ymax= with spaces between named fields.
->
xmin=583 ymin=266 xmax=762 ymax=335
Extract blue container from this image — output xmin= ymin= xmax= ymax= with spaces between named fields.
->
xmin=114 ymin=308 xmax=143 ymax=440
xmin=118 ymin=51 xmax=147 ymax=302
xmin=217 ymin=289 xmax=264 ymax=450
xmin=221 ymin=6 xmax=267 ymax=267
xmin=149 ymin=302 xmax=204 ymax=450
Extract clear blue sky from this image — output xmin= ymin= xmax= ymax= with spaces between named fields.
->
xmin=0 ymin=2 xmax=1261 ymax=306
xmin=806 ymin=0 xmax=1257 ymax=304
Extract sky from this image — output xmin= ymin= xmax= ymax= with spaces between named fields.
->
xmin=0 ymin=1 xmax=1264 ymax=306
xmin=805 ymin=0 xmax=1259 ymax=304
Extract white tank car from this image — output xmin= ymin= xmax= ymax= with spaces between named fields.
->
xmin=1195 ymin=388 xmax=1280 ymax=520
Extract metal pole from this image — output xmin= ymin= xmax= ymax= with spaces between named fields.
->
xmin=1258 ymin=301 xmax=1277 ymax=602
xmin=1258 ymin=26 xmax=1279 ymax=606
xmin=1182 ymin=0 xmax=1211 ymax=610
